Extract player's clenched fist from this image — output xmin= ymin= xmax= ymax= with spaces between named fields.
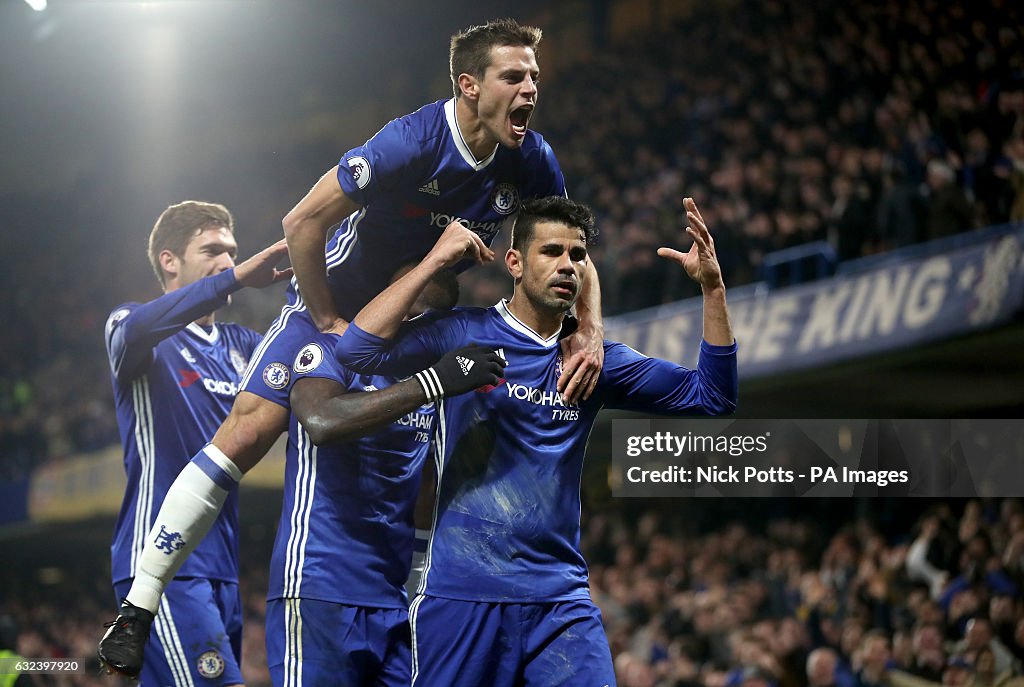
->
xmin=414 ymin=344 xmax=507 ymax=402
xmin=425 ymin=221 xmax=496 ymax=270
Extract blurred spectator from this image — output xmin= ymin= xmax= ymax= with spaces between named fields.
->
xmin=808 ymin=647 xmax=853 ymax=687
xmin=1005 ymin=132 xmax=1024 ymax=221
xmin=855 ymin=631 xmax=892 ymax=687
xmin=942 ymin=655 xmax=974 ymax=687
xmin=925 ymin=160 xmax=975 ymax=240
xmin=0 ymin=614 xmax=36 ymax=687
xmin=877 ymin=164 xmax=926 ymax=250
xmin=970 ymin=647 xmax=1003 ymax=687
xmin=907 ymin=622 xmax=948 ymax=682
xmin=828 ymin=175 xmax=874 ymax=262
xmin=954 ymin=618 xmax=1017 ymax=677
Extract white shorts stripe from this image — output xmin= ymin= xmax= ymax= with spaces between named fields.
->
xmin=409 ymin=595 xmax=426 ymax=685
xmin=154 ymin=597 xmax=195 ymax=687
xmin=284 ymin=598 xmax=303 ymax=687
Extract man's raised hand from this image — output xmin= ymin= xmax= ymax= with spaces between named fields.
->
xmin=657 ymin=198 xmax=724 ymax=292
xmin=234 ymin=238 xmax=294 ymax=288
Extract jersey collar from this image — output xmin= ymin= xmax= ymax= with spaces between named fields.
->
xmin=187 ymin=322 xmax=219 ymax=344
xmin=493 ymin=299 xmax=560 ymax=348
xmin=445 ymin=98 xmax=498 ymax=171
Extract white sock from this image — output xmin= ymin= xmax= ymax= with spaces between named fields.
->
xmin=125 ymin=445 xmax=241 ymax=613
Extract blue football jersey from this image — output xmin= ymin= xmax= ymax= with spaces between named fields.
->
xmin=287 ymin=98 xmax=566 ymax=320
xmin=267 ymin=346 xmax=435 ymax=608
xmin=335 ymin=302 xmax=739 ymax=602
xmin=107 ymin=269 xmax=262 ymax=584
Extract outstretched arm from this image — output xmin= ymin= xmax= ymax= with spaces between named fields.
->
xmin=107 ymin=240 xmax=291 ymax=381
xmin=657 ymin=197 xmax=734 ymax=346
xmin=601 ymin=197 xmax=737 ymax=416
xmin=282 ymin=166 xmax=362 ymax=335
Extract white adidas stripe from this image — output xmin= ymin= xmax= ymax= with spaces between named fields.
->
xmin=284 ymin=598 xmax=303 ymax=687
xmin=293 ymin=432 xmax=316 ymax=598
xmin=409 ymin=594 xmax=426 ymax=685
xmin=417 ymin=400 xmax=446 ymax=596
xmin=284 ymin=428 xmax=318 ymax=600
xmin=239 ymin=295 xmax=306 ymax=389
xmin=156 ymin=597 xmax=196 ymax=687
xmin=327 ymin=209 xmax=365 ymax=272
xmin=130 ymin=377 xmax=155 ymax=577
xmin=414 ymin=368 xmax=444 ymax=403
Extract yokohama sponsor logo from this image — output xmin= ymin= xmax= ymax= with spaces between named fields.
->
xmin=505 ymin=383 xmax=577 ymax=408
xmin=395 ymin=411 xmax=432 ymax=430
xmin=203 ymin=378 xmax=239 ymax=396
xmin=429 ymin=212 xmax=501 ymax=238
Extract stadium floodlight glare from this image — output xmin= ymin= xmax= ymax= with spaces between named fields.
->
xmin=24 ymin=0 xmax=47 ymax=11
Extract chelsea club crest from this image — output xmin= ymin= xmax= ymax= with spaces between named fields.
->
xmin=229 ymin=348 xmax=248 ymax=376
xmin=196 ymin=651 xmax=225 ymax=678
xmin=491 ymin=183 xmax=519 ymax=215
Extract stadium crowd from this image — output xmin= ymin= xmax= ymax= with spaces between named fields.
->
xmin=0 ymin=561 xmax=272 ymax=687
xmin=583 ymin=498 xmax=1024 ymax=687
xmin=2 ymin=0 xmax=1023 ymax=478
xmin=527 ymin=0 xmax=1024 ymax=310
xmin=3 ymin=499 xmax=1023 ymax=686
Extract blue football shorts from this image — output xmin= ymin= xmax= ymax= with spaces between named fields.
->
xmin=266 ymin=598 xmax=411 ymax=687
xmin=409 ymin=595 xmax=616 ymax=686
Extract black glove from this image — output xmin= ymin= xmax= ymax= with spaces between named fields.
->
xmin=414 ymin=344 xmax=507 ymax=402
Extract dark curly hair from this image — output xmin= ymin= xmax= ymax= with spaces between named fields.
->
xmin=511 ymin=196 xmax=597 ymax=251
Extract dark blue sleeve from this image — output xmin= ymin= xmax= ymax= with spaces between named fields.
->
xmin=334 ymin=311 xmax=468 ymax=378
xmin=105 ymin=269 xmax=242 ymax=382
xmin=302 ymin=350 xmax=357 ymax=387
xmin=598 ymin=340 xmax=738 ymax=416
xmin=336 ymin=115 xmax=424 ymax=207
xmin=245 ymin=327 xmax=264 ymax=356
xmin=525 ymin=135 xmax=566 ymax=199
xmin=539 ymin=138 xmax=567 ymax=198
